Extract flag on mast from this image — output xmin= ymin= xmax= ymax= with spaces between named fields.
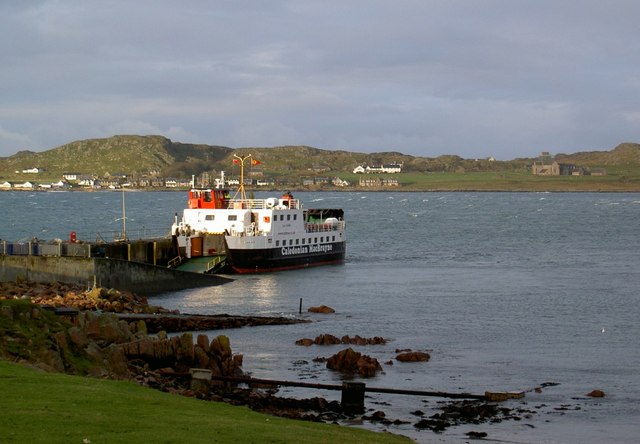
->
xmin=251 ymin=158 xmax=261 ymax=165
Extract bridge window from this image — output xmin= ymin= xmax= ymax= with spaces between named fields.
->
xmin=228 ymin=215 xmax=237 ymax=221
xmin=205 ymin=215 xmax=215 ymax=221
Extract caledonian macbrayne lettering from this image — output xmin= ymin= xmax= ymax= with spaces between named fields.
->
xmin=281 ymin=244 xmax=334 ymax=256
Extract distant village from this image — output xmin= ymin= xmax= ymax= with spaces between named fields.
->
xmin=2 ymin=155 xmax=605 ymax=191
xmin=0 ymin=162 xmax=405 ymax=191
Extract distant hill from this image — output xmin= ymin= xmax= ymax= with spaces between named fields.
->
xmin=1 ymin=135 xmax=638 ymax=180
xmin=0 ymin=135 xmax=233 ymax=178
xmin=555 ymin=142 xmax=640 ymax=166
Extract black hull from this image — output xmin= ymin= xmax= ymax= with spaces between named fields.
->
xmin=227 ymin=241 xmax=346 ymax=273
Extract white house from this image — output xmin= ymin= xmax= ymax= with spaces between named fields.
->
xmin=354 ymin=163 xmax=403 ymax=174
xmin=78 ymin=177 xmax=98 ymax=187
xmin=63 ymin=173 xmax=81 ymax=181
xmin=0 ymin=181 xmax=12 ymax=189
xmin=332 ymin=177 xmax=349 ymax=187
xmin=15 ymin=181 xmax=35 ymax=189
xmin=22 ymin=167 xmax=41 ymax=174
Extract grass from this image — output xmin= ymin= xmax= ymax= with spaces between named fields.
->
xmin=0 ymin=360 xmax=410 ymax=444
xmin=392 ymin=171 xmax=640 ymax=191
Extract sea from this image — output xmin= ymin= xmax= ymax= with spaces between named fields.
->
xmin=2 ymin=190 xmax=640 ymax=443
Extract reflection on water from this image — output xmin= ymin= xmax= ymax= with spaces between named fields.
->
xmin=158 ymin=274 xmax=292 ymax=316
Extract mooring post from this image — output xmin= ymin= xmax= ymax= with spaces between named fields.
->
xmin=341 ymin=382 xmax=366 ymax=414
xmin=189 ymin=368 xmax=212 ymax=395
xmin=299 ymin=298 xmax=302 ymax=314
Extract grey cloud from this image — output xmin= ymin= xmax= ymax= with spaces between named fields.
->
xmin=1 ymin=0 xmax=639 ymax=159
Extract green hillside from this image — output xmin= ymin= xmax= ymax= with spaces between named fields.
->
xmin=0 ymin=135 xmax=233 ymax=179
xmin=0 ymin=134 xmax=532 ymax=180
xmin=1 ymin=136 xmax=639 ymax=190
xmin=556 ymin=142 xmax=640 ymax=166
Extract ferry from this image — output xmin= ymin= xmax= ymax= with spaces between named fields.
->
xmin=170 ymin=157 xmax=346 ymax=274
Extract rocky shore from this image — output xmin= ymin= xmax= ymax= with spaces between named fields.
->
xmin=0 ymin=279 xmax=545 ymax=437
xmin=0 ymin=280 xmax=308 ymax=331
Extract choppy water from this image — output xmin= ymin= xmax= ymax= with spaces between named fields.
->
xmin=2 ymin=190 xmax=640 ymax=443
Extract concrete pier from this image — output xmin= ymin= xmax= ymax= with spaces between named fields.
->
xmin=0 ymin=255 xmax=231 ymax=294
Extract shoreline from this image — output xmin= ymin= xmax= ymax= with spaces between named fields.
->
xmin=2 ymin=186 xmax=640 ymax=193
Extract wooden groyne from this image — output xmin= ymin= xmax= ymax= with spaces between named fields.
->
xmin=116 ymin=312 xmax=308 ymax=333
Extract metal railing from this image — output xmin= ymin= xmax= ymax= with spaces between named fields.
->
xmin=1 ymin=240 xmax=92 ymax=258
xmin=206 ymin=256 xmax=225 ymax=271
xmin=304 ymin=220 xmax=346 ymax=232
xmin=226 ymin=198 xmax=301 ymax=210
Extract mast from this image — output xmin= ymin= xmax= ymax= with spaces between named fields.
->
xmin=120 ymin=188 xmax=128 ymax=241
xmin=232 ymin=154 xmax=252 ymax=201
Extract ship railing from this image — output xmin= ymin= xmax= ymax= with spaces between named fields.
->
xmin=304 ymin=220 xmax=345 ymax=233
xmin=226 ymin=198 xmax=301 ymax=210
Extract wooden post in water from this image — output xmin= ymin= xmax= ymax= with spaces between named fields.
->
xmin=341 ymin=382 xmax=366 ymax=414
xmin=299 ymin=298 xmax=302 ymax=314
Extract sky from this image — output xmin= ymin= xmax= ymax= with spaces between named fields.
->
xmin=1 ymin=1 xmax=639 ymax=160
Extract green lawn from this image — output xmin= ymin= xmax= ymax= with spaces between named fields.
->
xmin=0 ymin=360 xmax=410 ymax=443
xmin=392 ymin=171 xmax=640 ymax=191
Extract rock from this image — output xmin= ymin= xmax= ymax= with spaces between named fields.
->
xmin=82 ymin=311 xmax=133 ymax=346
xmin=210 ymin=335 xmax=232 ymax=359
xmin=467 ymin=431 xmax=488 ymax=438
xmin=176 ymin=333 xmax=195 ymax=362
xmin=315 ymin=334 xmax=341 ymax=345
xmin=307 ymin=305 xmax=335 ymax=314
xmin=396 ymin=351 xmax=430 ymax=362
xmin=366 ymin=411 xmax=386 ymax=421
xmin=341 ymin=335 xmax=386 ymax=345
xmin=586 ymin=389 xmax=605 ymax=398
xmin=102 ymin=344 xmax=130 ymax=379
xmin=194 ymin=346 xmax=211 ymax=369
xmin=196 ymin=334 xmax=210 ymax=353
xmin=296 ymin=334 xmax=387 ymax=346
xmin=326 ymin=348 xmax=382 ymax=378
xmin=67 ymin=326 xmax=90 ymax=349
